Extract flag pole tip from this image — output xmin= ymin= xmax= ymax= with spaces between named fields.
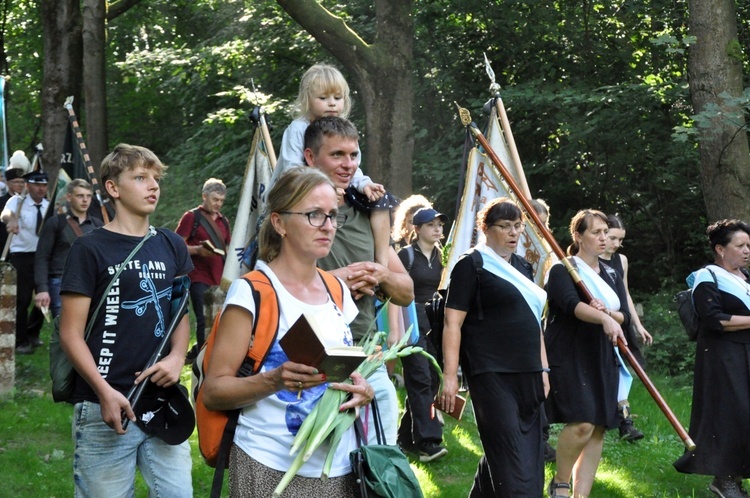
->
xmin=454 ymin=102 xmax=472 ymax=126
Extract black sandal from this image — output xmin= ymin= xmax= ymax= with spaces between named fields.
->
xmin=548 ymin=478 xmax=571 ymax=498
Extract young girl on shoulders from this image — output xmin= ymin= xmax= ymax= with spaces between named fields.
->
xmin=272 ymin=63 xmax=394 ymax=267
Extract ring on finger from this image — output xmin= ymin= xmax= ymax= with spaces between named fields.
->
xmin=298 ymin=381 xmax=303 ymax=389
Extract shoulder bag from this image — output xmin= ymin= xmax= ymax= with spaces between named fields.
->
xmin=350 ymin=398 xmax=424 ymax=498
xmin=49 ymin=227 xmax=155 ymax=403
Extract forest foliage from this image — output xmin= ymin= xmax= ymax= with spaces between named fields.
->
xmin=3 ymin=0 xmax=750 ymax=291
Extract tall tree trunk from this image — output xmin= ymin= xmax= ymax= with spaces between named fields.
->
xmin=40 ymin=0 xmax=83 ymax=190
xmin=688 ymin=0 xmax=750 ymax=221
xmin=276 ymin=0 xmax=414 ymax=199
xmin=83 ymin=0 xmax=108 ymax=169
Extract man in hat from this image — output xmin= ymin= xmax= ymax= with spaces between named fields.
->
xmin=0 ymin=168 xmax=27 ymax=251
xmin=0 ymin=170 xmax=50 ymax=354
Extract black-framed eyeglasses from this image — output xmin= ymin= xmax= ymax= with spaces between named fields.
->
xmin=279 ymin=211 xmax=347 ymax=228
xmin=491 ymin=222 xmax=526 ymax=233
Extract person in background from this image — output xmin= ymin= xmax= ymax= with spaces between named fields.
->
xmin=442 ymin=197 xmax=548 ymax=497
xmin=529 ymin=198 xmax=550 ymax=228
xmin=304 ymin=116 xmax=414 ymax=446
xmin=674 ymin=219 xmax=750 ymax=498
xmin=34 ymin=179 xmax=102 ymax=319
xmin=396 ymin=206 xmax=448 ymax=462
xmin=600 ymin=214 xmax=652 ymax=442
xmin=391 ymin=194 xmax=432 ymax=250
xmin=59 ymin=144 xmax=194 ymax=496
xmin=0 ymin=166 xmax=28 ymax=252
xmin=202 ymin=168 xmax=374 ymax=496
xmin=272 ymin=63 xmax=394 ymax=268
xmin=545 ymin=209 xmax=629 ymax=498
xmin=175 ymin=178 xmax=231 ymax=363
xmin=1 ymin=169 xmax=49 ymax=354
xmin=528 ymin=197 xmax=557 ymax=464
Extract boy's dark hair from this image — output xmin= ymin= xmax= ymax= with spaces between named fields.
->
xmin=303 ymin=116 xmax=359 ymax=155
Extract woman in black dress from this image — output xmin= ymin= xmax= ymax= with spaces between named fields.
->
xmin=545 ymin=209 xmax=629 ymax=498
xmin=674 ymin=219 xmax=750 ymax=498
xmin=440 ymin=197 xmax=549 ymax=497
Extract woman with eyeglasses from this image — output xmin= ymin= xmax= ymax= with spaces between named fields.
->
xmin=544 ymin=209 xmax=629 ymax=498
xmin=202 ymin=168 xmax=374 ymax=497
xmin=674 ymin=219 xmax=750 ymax=498
xmin=440 ymin=197 xmax=549 ymax=497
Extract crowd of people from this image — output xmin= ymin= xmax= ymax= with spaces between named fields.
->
xmin=3 ymin=61 xmax=748 ymax=498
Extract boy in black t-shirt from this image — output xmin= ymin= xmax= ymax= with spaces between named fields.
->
xmin=60 ymin=144 xmax=193 ymax=497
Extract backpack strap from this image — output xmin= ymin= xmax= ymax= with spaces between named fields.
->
xmin=406 ymin=245 xmax=415 ymax=273
xmin=65 ymin=215 xmax=84 ymax=238
xmin=192 ymin=208 xmax=228 ymax=259
xmin=468 ymin=250 xmax=484 ymax=321
xmin=209 ymin=270 xmax=279 ymax=498
xmin=210 ymin=267 xmax=345 ymax=497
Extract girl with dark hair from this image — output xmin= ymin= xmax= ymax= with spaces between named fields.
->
xmin=674 ymin=219 xmax=750 ymax=498
xmin=598 ymin=214 xmax=652 ymax=442
xmin=545 ymin=209 xmax=629 ymax=497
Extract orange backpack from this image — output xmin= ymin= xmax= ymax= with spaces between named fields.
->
xmin=191 ymin=268 xmax=345 ymax=496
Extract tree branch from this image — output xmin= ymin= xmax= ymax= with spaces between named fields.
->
xmin=275 ymin=0 xmax=373 ymax=68
xmin=107 ymin=0 xmax=145 ymax=21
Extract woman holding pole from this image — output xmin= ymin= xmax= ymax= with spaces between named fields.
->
xmin=545 ymin=209 xmax=629 ymax=498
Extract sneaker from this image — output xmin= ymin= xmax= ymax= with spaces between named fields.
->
xmin=397 ymin=438 xmax=417 ymax=454
xmin=544 ymin=441 xmax=557 ymax=463
xmin=418 ymin=442 xmax=448 ymax=463
xmin=15 ymin=344 xmax=34 ymax=355
xmin=619 ymin=418 xmax=644 ymax=442
xmin=30 ymin=337 xmax=44 ymax=347
xmin=710 ymin=477 xmax=747 ymax=498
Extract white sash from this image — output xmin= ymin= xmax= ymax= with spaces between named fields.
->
xmin=569 ymin=256 xmax=621 ymax=311
xmin=474 ymin=242 xmax=547 ymax=326
xmin=692 ymin=264 xmax=750 ymax=311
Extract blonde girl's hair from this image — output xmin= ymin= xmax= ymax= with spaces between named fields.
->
xmin=391 ymin=194 xmax=432 ymax=245
xmin=567 ymin=209 xmax=608 ymax=256
xmin=258 ymin=168 xmax=336 ymax=263
xmin=295 ymin=63 xmax=352 ymax=120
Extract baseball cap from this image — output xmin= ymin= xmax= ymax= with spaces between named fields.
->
xmin=134 ymin=384 xmax=195 ymax=445
xmin=412 ymin=207 xmax=447 ymax=226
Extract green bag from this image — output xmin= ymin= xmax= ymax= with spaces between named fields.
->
xmin=49 ymin=229 xmax=155 ymax=403
xmin=350 ymin=399 xmax=424 ymax=498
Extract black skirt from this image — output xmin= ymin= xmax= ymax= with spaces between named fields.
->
xmin=674 ymin=332 xmax=750 ymax=477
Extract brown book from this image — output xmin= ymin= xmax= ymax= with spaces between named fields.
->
xmin=201 ymin=239 xmax=225 ymax=256
xmin=279 ymin=313 xmax=367 ymax=382
xmin=437 ymin=394 xmax=467 ymax=421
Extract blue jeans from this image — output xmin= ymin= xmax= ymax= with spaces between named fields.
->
xmin=48 ymin=276 xmax=62 ymax=318
xmin=73 ymin=401 xmax=192 ymax=498
xmin=365 ymin=365 xmax=398 ymax=445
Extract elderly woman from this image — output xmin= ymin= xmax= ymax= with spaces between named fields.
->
xmin=440 ymin=197 xmax=549 ymax=497
xmin=674 ymin=219 xmax=750 ymax=498
xmin=545 ymin=209 xmax=629 ymax=498
xmin=202 ymin=168 xmax=374 ymax=497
